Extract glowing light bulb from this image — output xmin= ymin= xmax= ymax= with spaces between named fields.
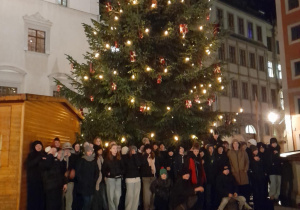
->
xmin=185 ymin=57 xmax=190 ymax=62
xmin=191 ymin=135 xmax=197 ymax=139
xmin=174 ymin=135 xmax=179 ymax=141
xmin=146 ymin=67 xmax=151 ymax=71
xmin=190 ymin=90 xmax=193 ymax=93
xmin=208 ymin=84 xmax=212 ymax=87
xmin=105 ymin=44 xmax=110 ymax=49
xmin=221 ymin=86 xmax=224 ymax=90
xmin=126 ymin=40 xmax=132 ymax=45
xmin=151 ymin=133 xmax=155 ymax=137
xmin=145 ymin=28 xmax=149 ymax=33
xmin=95 ymin=53 xmax=100 ymax=58
xmin=203 ymin=89 xmax=207 ymax=94
xmin=200 ymin=84 xmax=203 ymax=87
xmin=108 ymin=107 xmax=112 ymax=110
xmin=84 ymin=76 xmax=89 ymax=80
xmin=164 ymin=68 xmax=168 ymax=73
xmin=199 ymin=106 xmax=203 ymax=110
xmin=131 ymin=75 xmax=135 ymax=79
xmin=210 ymin=129 xmax=214 ymax=133
xmin=168 ymin=0 xmax=171 ymax=4
xmin=105 ymin=142 xmax=109 ymax=147
xmin=93 ymin=31 xmax=97 ymax=35
xmin=164 ymin=31 xmax=168 ymax=36
xmin=130 ymin=98 xmax=135 ymax=103
xmin=213 ymin=122 xmax=217 ymax=126
xmin=236 ymin=112 xmax=239 ymax=115
xmin=132 ymin=0 xmax=137 ymax=4
xmin=167 ymin=106 xmax=171 ymax=110
xmin=113 ymin=71 xmax=117 ymax=75
xmin=120 ymin=9 xmax=123 ymax=13
xmin=219 ymin=115 xmax=223 ymax=119
xmin=114 ymin=16 xmax=119 ymax=21
xmin=218 ymin=77 xmax=222 ymax=82
xmin=121 ymin=137 xmax=126 ymax=142
xmin=194 ymin=86 xmax=197 ymax=89
xmin=233 ymin=119 xmax=237 ymax=122
xmin=99 ymin=75 xmax=103 ymax=79
xmin=147 ymin=106 xmax=150 ymax=111
xmin=240 ymin=108 xmax=243 ymax=113
xmin=199 ymin=26 xmax=203 ymax=30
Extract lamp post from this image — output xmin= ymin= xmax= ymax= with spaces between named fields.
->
xmin=268 ymin=112 xmax=278 ymax=136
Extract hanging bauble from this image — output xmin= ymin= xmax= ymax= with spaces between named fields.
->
xmin=90 ymin=63 xmax=95 ymax=74
xmin=214 ymin=64 xmax=221 ymax=74
xmin=130 ymin=51 xmax=136 ymax=62
xmin=206 ymin=14 xmax=210 ymax=20
xmin=57 ymin=85 xmax=61 ymax=92
xmin=185 ymin=100 xmax=192 ymax=108
xmin=140 ymin=105 xmax=146 ymax=112
xmin=214 ymin=24 xmax=220 ymax=36
xmin=90 ymin=96 xmax=94 ymax=101
xmin=194 ymin=95 xmax=200 ymax=104
xmin=106 ymin=2 xmax=112 ymax=12
xmin=115 ymin=41 xmax=118 ymax=48
xmin=179 ymin=24 xmax=188 ymax=35
xmin=139 ymin=31 xmax=143 ymax=39
xmin=79 ymin=108 xmax=84 ymax=116
xmin=151 ymin=0 xmax=157 ymax=8
xmin=111 ymin=82 xmax=117 ymax=91
xmin=207 ymin=98 xmax=214 ymax=106
xmin=159 ymin=57 xmax=165 ymax=65
xmin=157 ymin=75 xmax=162 ymax=84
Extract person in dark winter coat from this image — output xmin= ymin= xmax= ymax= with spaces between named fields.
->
xmin=185 ymin=143 xmax=206 ymax=210
xmin=249 ymin=145 xmax=267 ymax=210
xmin=215 ymin=145 xmax=229 ymax=175
xmin=102 ymin=144 xmax=124 ymax=210
xmin=71 ymin=142 xmax=83 ymax=210
xmin=257 ymin=142 xmax=269 ymax=198
xmin=266 ymin=138 xmax=283 ymax=202
xmin=76 ymin=145 xmax=99 ymax=210
xmin=123 ymin=145 xmax=141 ymax=210
xmin=26 ymin=140 xmax=46 ymax=210
xmin=150 ymin=168 xmax=172 ymax=210
xmin=41 ymin=148 xmax=67 ymax=210
xmin=166 ymin=147 xmax=176 ymax=183
xmin=207 ymin=130 xmax=223 ymax=148
xmin=216 ymin=166 xmax=252 ymax=210
xmin=204 ymin=144 xmax=217 ymax=210
xmin=174 ymin=145 xmax=186 ymax=180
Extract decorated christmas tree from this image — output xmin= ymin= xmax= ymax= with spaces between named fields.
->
xmin=56 ymin=0 xmax=228 ymax=145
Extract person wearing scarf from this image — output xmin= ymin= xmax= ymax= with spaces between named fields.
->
xmin=26 ymin=140 xmax=46 ymax=210
xmin=141 ymin=144 xmax=156 ymax=210
xmin=186 ymin=143 xmax=206 ymax=210
xmin=76 ymin=145 xmax=99 ymax=210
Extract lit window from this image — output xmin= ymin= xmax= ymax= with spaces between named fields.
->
xmin=0 ymin=86 xmax=17 ymax=96
xmin=245 ymin=125 xmax=256 ymax=134
xmin=288 ymin=0 xmax=299 ymax=10
xmin=268 ymin=61 xmax=274 ymax=78
xmin=278 ymin=64 xmax=282 ymax=79
xmin=279 ymin=90 xmax=284 ymax=110
xmin=28 ymin=29 xmax=45 ymax=53
xmin=57 ymin=0 xmax=67 ymax=6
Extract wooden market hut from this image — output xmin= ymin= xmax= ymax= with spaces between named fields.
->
xmin=0 ymin=94 xmax=83 ymax=210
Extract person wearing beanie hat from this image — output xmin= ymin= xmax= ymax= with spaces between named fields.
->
xmin=26 ymin=140 xmax=46 ymax=210
xmin=227 ymin=139 xmax=250 ymax=202
xmin=249 ymin=143 xmax=267 ymax=210
xmin=150 ymin=167 xmax=172 ymax=210
xmin=266 ymin=137 xmax=282 ymax=202
xmin=76 ymin=144 xmax=98 ymax=210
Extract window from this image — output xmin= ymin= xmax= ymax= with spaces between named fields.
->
xmin=0 ymin=86 xmax=17 ymax=96
xmin=28 ymin=29 xmax=45 ymax=53
xmin=264 ymin=123 xmax=270 ymax=135
xmin=261 ymin=86 xmax=267 ymax=102
xmin=268 ymin=61 xmax=274 ymax=77
xmin=288 ymin=0 xmax=299 ymax=10
xmin=249 ymin=53 xmax=256 ymax=69
xmin=258 ymin=56 xmax=264 ymax=71
xmin=240 ymin=49 xmax=246 ymax=66
xmin=228 ymin=13 xmax=234 ymax=31
xmin=57 ymin=0 xmax=67 ymax=6
xmin=248 ymin=22 xmax=253 ymax=39
xmin=271 ymin=89 xmax=277 ymax=108
xmin=278 ymin=64 xmax=282 ymax=79
xmin=231 ymin=80 xmax=238 ymax=98
xmin=291 ymin=25 xmax=300 ymax=41
xmin=238 ymin=17 xmax=244 ymax=35
xmin=257 ymin=26 xmax=262 ymax=42
xmin=242 ymin=82 xmax=248 ymax=99
xmin=267 ymin=37 xmax=272 ymax=51
xmin=229 ymin=46 xmax=236 ymax=63
xmin=276 ymin=41 xmax=280 ymax=54
xmin=218 ymin=43 xmax=225 ymax=61
xmin=245 ymin=125 xmax=256 ymax=134
xmin=295 ymin=61 xmax=300 ymax=76
xmin=217 ymin=8 xmax=224 ymax=27
xmin=252 ymin=84 xmax=258 ymax=100
xmin=279 ymin=90 xmax=284 ymax=110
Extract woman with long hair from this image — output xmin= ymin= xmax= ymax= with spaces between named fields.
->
xmin=141 ymin=144 xmax=156 ymax=210
xmin=102 ymin=144 xmax=124 ymax=210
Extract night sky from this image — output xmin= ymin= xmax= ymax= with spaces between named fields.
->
xmin=220 ymin=0 xmax=277 ymax=23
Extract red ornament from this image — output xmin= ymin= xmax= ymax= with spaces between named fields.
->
xmin=57 ymin=85 xmax=61 ymax=92
xmin=111 ymin=82 xmax=117 ymax=91
xmin=157 ymin=75 xmax=162 ymax=84
xmin=130 ymin=51 xmax=136 ymax=62
xmin=206 ymin=14 xmax=210 ymax=20
xmin=139 ymin=31 xmax=143 ymax=39
xmin=214 ymin=64 xmax=221 ymax=74
xmin=140 ymin=105 xmax=146 ymax=112
xmin=179 ymin=24 xmax=188 ymax=35
xmin=90 ymin=96 xmax=94 ymax=101
xmin=213 ymin=24 xmax=220 ymax=36
xmin=115 ymin=41 xmax=118 ymax=48
xmin=207 ymin=98 xmax=214 ymax=106
xmin=194 ymin=95 xmax=200 ymax=104
xmin=79 ymin=108 xmax=84 ymax=116
xmin=106 ymin=2 xmax=112 ymax=12
xmin=185 ymin=100 xmax=192 ymax=108
xmin=90 ymin=63 xmax=95 ymax=74
xmin=159 ymin=57 xmax=165 ymax=65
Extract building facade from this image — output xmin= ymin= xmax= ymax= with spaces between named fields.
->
xmin=276 ymin=0 xmax=300 ymax=151
xmin=0 ymin=0 xmax=99 ymax=96
xmin=211 ymin=1 xmax=285 ymax=148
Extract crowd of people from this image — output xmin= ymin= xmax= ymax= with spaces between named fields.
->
xmin=26 ymin=133 xmax=283 ymax=210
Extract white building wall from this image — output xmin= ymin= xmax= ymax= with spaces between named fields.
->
xmin=0 ymin=0 xmax=98 ymax=96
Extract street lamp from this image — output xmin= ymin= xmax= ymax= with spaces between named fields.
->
xmin=268 ymin=112 xmax=278 ymax=136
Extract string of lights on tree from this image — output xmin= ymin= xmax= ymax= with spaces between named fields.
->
xmin=55 ymin=0 xmax=241 ymax=144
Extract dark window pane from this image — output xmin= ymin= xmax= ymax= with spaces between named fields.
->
xmin=291 ymin=25 xmax=300 ymax=41
xmin=248 ymin=22 xmax=253 ymax=39
xmin=261 ymin=86 xmax=267 ymax=102
xmin=259 ymin=56 xmax=264 ymax=71
xmin=240 ymin=49 xmax=246 ymax=66
xmin=252 ymin=84 xmax=257 ymax=100
xmin=228 ymin=13 xmax=234 ymax=31
xmin=218 ymin=43 xmax=225 ymax=61
xmin=232 ymin=80 xmax=238 ymax=98
xmin=288 ymin=0 xmax=299 ymax=10
xmin=27 ymin=29 xmax=45 ymax=53
xmin=229 ymin=46 xmax=236 ymax=63
xmin=37 ymin=38 xmax=45 ymax=53
xmin=242 ymin=82 xmax=248 ymax=99
xmin=267 ymin=37 xmax=272 ymax=51
xmin=250 ymin=53 xmax=256 ymax=69
xmin=271 ymin=89 xmax=277 ymax=108
xmin=37 ymin=30 xmax=45 ymax=38
xmin=257 ymin=26 xmax=262 ymax=42
xmin=238 ymin=18 xmax=244 ymax=35
xmin=265 ymin=123 xmax=270 ymax=135
xmin=0 ymin=86 xmax=17 ymax=96
xmin=295 ymin=61 xmax=300 ymax=76
xmin=217 ymin=9 xmax=224 ymax=27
